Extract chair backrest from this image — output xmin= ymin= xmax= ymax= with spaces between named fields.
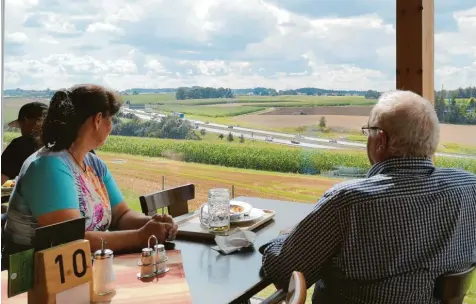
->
xmin=139 ymin=184 xmax=195 ymax=218
xmin=286 ymin=271 xmax=307 ymax=304
xmin=261 ymin=271 xmax=307 ymax=304
xmin=434 ymin=265 xmax=476 ymax=304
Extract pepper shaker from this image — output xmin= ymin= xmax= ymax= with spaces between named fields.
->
xmin=92 ymin=239 xmax=116 ymax=295
xmin=137 ymin=247 xmax=155 ymax=279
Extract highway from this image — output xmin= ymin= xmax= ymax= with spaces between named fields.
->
xmin=122 ymin=108 xmax=476 ymax=159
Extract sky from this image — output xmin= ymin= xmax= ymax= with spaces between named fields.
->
xmin=4 ymin=0 xmax=476 ymax=91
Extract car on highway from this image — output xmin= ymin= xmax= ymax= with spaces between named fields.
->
xmin=265 ymin=136 xmax=274 ymax=142
xmin=228 ymin=125 xmax=234 ymax=129
xmin=291 ymin=140 xmax=300 ymax=144
xmin=329 ymin=139 xmax=337 ymax=143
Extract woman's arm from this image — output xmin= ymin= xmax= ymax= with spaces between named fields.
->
xmin=111 ymin=202 xmax=179 ymax=241
xmin=36 ymin=209 xmax=142 ymax=252
xmin=110 ymin=202 xmax=151 ymax=230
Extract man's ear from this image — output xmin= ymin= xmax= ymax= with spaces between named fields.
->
xmin=377 ymin=129 xmax=388 ymax=149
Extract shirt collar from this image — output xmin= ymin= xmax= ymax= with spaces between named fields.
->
xmin=366 ymin=157 xmax=435 ymax=178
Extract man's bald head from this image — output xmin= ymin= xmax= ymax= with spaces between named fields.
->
xmin=367 ymin=90 xmax=440 ymax=162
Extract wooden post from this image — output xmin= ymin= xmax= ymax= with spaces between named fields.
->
xmin=396 ymin=0 xmax=435 ymax=162
xmin=161 ymin=176 xmax=166 ymax=214
xmin=396 ymin=0 xmax=434 ymax=104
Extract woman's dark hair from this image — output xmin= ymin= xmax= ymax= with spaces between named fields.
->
xmin=41 ymin=84 xmax=121 ymax=151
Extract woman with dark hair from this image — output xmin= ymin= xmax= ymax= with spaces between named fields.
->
xmin=5 ymin=84 xmax=177 ymax=253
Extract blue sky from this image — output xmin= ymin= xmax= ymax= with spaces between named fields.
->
xmin=4 ymin=0 xmax=476 ymax=91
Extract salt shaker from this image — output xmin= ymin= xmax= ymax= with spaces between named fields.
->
xmin=154 ymin=244 xmax=169 ymax=274
xmin=92 ymin=239 xmax=116 ymax=295
xmin=154 ymin=244 xmax=166 ymax=262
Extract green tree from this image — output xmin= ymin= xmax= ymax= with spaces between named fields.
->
xmin=175 ymin=88 xmax=187 ymax=100
xmin=227 ymin=132 xmax=234 ymax=142
xmin=218 ymin=133 xmax=224 ymax=140
xmin=239 ymin=134 xmax=245 ymax=143
xmin=434 ymin=94 xmax=446 ymax=121
xmin=319 ymin=116 xmax=327 ymax=129
xmin=200 ymin=129 xmax=206 ymax=136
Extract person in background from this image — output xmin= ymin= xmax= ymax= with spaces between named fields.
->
xmin=261 ymin=90 xmax=476 ymax=303
xmin=5 ymin=84 xmax=178 ymax=254
xmin=1 ymin=102 xmax=47 ymax=185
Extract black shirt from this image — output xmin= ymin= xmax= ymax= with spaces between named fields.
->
xmin=1 ymin=135 xmax=39 ymax=179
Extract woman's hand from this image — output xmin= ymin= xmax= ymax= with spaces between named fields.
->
xmin=138 ymin=220 xmax=173 ymax=245
xmin=152 ymin=214 xmax=178 ymax=241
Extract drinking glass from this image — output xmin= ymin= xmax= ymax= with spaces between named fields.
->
xmin=200 ymin=188 xmax=230 ymax=234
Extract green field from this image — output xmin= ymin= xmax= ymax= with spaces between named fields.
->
xmin=123 ymin=93 xmax=377 ymax=106
xmin=154 ymin=104 xmax=267 ymax=117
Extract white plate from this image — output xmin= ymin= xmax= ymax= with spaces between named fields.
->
xmin=201 ymin=201 xmax=253 ymax=220
xmin=229 ymin=200 xmax=253 ymax=218
xmin=231 ymin=208 xmax=265 ymax=223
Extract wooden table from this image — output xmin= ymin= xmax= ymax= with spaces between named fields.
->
xmin=2 ymin=250 xmax=192 ymax=303
xmin=173 ymin=196 xmax=314 ymax=304
xmin=1 ymin=197 xmax=313 ymax=304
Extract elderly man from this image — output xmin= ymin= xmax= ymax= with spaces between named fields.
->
xmin=261 ymin=90 xmax=476 ymax=303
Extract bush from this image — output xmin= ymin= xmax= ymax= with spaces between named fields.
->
xmin=111 ymin=115 xmax=199 ymax=140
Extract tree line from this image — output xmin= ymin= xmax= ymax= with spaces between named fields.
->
xmin=175 ymin=86 xmax=234 ymax=100
xmin=434 ymin=95 xmax=476 ymax=125
xmin=437 ymin=86 xmax=476 ymax=99
xmin=247 ymin=87 xmax=366 ymax=96
xmin=111 ymin=112 xmax=200 ymax=139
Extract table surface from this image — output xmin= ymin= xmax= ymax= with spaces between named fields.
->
xmin=174 ymin=196 xmax=314 ymax=304
xmin=1 ymin=196 xmax=314 ymax=304
xmin=2 ymin=250 xmax=192 ymax=304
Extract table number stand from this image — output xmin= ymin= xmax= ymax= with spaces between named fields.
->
xmin=27 ymin=240 xmax=93 ymax=304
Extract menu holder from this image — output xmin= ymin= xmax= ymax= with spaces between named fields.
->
xmin=176 ymin=209 xmax=276 ymax=241
xmin=28 ymin=240 xmax=93 ymax=304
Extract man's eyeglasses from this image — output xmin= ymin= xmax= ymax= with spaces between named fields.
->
xmin=361 ymin=126 xmax=381 ymax=136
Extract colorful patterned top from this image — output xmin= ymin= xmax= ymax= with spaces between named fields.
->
xmin=6 ymin=148 xmax=124 ymax=246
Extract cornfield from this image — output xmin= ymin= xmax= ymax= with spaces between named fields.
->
xmin=4 ymin=132 xmax=476 ymax=174
xmin=99 ymin=136 xmax=476 ymax=174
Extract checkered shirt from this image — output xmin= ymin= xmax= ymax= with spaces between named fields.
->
xmin=262 ymin=157 xmax=476 ymax=304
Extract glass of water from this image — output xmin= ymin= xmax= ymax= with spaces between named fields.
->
xmin=200 ymin=188 xmax=230 ymax=234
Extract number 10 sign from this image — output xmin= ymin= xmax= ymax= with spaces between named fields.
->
xmin=28 ymin=240 xmax=93 ymax=304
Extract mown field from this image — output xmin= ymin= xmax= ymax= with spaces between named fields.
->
xmin=153 ymin=104 xmax=267 ymax=117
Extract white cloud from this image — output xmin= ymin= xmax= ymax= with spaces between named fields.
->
xmin=86 ymin=22 xmax=123 ymax=34
xmin=5 ymin=32 xmax=29 ymax=44
xmin=3 ymin=0 xmax=476 ymax=91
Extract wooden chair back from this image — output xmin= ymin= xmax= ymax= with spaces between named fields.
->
xmin=139 ymin=184 xmax=195 ymax=218
xmin=434 ymin=265 xmax=475 ymax=304
xmin=261 ymin=271 xmax=307 ymax=304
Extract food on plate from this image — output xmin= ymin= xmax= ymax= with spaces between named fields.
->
xmin=3 ymin=180 xmax=16 ymax=188
xmin=230 ymin=205 xmax=244 ymax=214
